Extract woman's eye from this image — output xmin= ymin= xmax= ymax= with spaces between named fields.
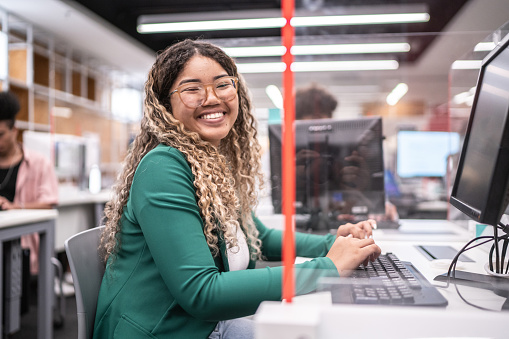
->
xmin=216 ymin=82 xmax=231 ymax=89
xmin=182 ymin=86 xmax=201 ymax=93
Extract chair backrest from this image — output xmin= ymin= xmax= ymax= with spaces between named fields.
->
xmin=65 ymin=226 xmax=105 ymax=339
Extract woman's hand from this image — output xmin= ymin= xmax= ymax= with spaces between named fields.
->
xmin=326 ymin=236 xmax=381 ymax=276
xmin=0 ymin=196 xmax=16 ymax=210
xmin=336 ymin=219 xmax=377 ymax=239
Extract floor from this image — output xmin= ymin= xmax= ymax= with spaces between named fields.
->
xmin=7 ymin=294 xmax=78 ymax=339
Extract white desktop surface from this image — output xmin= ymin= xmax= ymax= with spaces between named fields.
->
xmin=0 ymin=209 xmax=58 ymax=228
xmin=57 ymin=188 xmax=112 ymax=207
xmin=254 ymin=217 xmax=509 ymax=339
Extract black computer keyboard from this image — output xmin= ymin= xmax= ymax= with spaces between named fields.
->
xmin=321 ymin=253 xmax=448 ymax=307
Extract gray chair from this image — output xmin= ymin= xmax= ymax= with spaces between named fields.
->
xmin=64 ymin=226 xmax=105 ymax=339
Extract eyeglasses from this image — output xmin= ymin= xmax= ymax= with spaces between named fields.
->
xmin=169 ymin=76 xmax=238 ymax=108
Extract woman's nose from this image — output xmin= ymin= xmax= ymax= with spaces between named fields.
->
xmin=202 ymin=85 xmax=221 ymax=105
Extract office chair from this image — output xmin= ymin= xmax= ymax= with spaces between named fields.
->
xmin=64 ymin=226 xmax=105 ymax=339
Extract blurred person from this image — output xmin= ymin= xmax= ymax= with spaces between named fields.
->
xmin=295 ymin=83 xmax=399 ymax=223
xmin=0 ymin=91 xmax=59 ymax=275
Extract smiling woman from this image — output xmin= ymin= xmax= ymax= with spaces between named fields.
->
xmin=93 ymin=39 xmax=381 ymax=339
xmin=169 ymin=57 xmax=239 ymax=146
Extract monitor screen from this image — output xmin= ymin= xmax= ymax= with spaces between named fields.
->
xmin=397 ymin=131 xmax=461 ymax=178
xmin=450 ymin=34 xmax=509 ymax=226
xmin=269 ymin=117 xmax=386 ymax=229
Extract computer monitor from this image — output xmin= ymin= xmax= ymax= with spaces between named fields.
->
xmin=450 ymin=35 xmax=509 ymax=227
xmin=269 ymin=117 xmax=386 ymax=230
xmin=397 ymin=131 xmax=461 ymax=178
xmin=444 ymin=33 xmax=509 ymax=296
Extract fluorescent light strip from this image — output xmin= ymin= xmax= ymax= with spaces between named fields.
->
xmin=291 ymin=60 xmax=399 ymax=72
xmin=223 ymin=46 xmax=286 ymax=57
xmin=237 ymin=62 xmax=287 ymax=73
xmin=451 ymin=60 xmax=482 ymax=70
xmin=138 ymin=12 xmax=429 ymax=33
xmin=386 ymin=83 xmax=408 ymax=105
xmin=292 ymin=42 xmax=410 ymax=55
xmin=223 ymin=43 xmax=410 ymax=57
xmin=265 ymin=85 xmax=284 ymax=109
xmin=474 ymin=42 xmax=497 ymax=52
xmin=237 ymin=60 xmax=399 ymax=73
xmin=138 ymin=17 xmax=286 ymax=33
xmin=291 ymin=13 xmax=429 ymax=27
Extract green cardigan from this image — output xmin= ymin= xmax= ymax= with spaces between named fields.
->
xmin=93 ymin=144 xmax=338 ymax=339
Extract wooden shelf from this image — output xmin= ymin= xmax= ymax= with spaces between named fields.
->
xmin=34 ymin=52 xmax=49 ymax=87
xmin=2 ymin=8 xmax=138 ymax=168
xmin=9 ymin=85 xmax=28 ymax=122
xmin=9 ymin=48 xmax=27 ymax=83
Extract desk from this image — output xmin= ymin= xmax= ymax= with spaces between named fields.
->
xmin=254 ymin=218 xmax=509 ymax=338
xmin=56 ymin=188 xmax=111 ymax=251
xmin=0 ymin=209 xmax=58 ymax=339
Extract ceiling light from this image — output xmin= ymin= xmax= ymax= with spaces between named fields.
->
xmin=386 ymin=83 xmax=408 ymax=105
xmin=223 ymin=46 xmax=287 ymax=57
xmin=291 ymin=60 xmax=399 ymax=72
xmin=453 ymin=87 xmax=476 ymax=106
xmin=474 ymin=42 xmax=497 ymax=52
xmin=265 ymin=85 xmax=284 ymax=109
xmin=137 ymin=12 xmax=429 ymax=34
xmin=223 ymin=43 xmax=410 ymax=58
xmin=138 ymin=17 xmax=286 ymax=33
xmin=237 ymin=62 xmax=287 ymax=73
xmin=236 ymin=60 xmax=399 ymax=73
xmin=451 ymin=60 xmax=482 ymax=69
xmin=290 ymin=13 xmax=429 ymax=27
xmin=292 ymin=42 xmax=410 ymax=55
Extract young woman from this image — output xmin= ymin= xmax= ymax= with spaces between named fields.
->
xmin=93 ymin=39 xmax=381 ymax=339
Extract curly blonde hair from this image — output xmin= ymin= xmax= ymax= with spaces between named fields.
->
xmin=100 ymin=39 xmax=264 ymax=264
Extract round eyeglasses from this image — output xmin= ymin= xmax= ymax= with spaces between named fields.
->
xmin=169 ymin=76 xmax=238 ymax=109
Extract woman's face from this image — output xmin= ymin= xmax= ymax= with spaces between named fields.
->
xmin=169 ymin=55 xmax=239 ymax=147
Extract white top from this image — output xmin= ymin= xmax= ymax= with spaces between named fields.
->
xmin=227 ymin=225 xmax=250 ymax=271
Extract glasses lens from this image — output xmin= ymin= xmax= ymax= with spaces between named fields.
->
xmin=178 ymin=83 xmax=204 ymax=108
xmin=214 ymin=78 xmax=237 ymax=102
xmin=177 ymin=77 xmax=237 ymax=108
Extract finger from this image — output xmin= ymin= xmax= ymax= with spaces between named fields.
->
xmin=350 ymin=227 xmax=361 ymax=239
xmin=367 ymin=219 xmax=377 ymax=230
xmin=357 ymin=221 xmax=372 ymax=237
xmin=363 ymin=220 xmax=376 ymax=238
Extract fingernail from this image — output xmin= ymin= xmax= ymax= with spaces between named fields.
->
xmin=370 ymin=221 xmax=377 ymax=229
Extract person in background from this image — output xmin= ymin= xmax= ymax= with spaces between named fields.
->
xmin=94 ymin=39 xmax=381 ymax=339
xmin=295 ymin=83 xmax=339 ymax=120
xmin=0 ymin=91 xmax=59 ymax=275
xmin=295 ymin=83 xmax=399 ymax=222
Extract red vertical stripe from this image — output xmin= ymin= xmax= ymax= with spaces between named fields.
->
xmin=281 ymin=0 xmax=295 ymax=302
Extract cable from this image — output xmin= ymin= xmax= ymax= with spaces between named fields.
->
xmin=494 ymin=225 xmax=500 ymax=273
xmin=441 ymin=231 xmax=509 ymax=311
xmin=500 ymin=222 xmax=509 ymax=273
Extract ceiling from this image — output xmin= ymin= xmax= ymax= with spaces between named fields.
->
xmin=1 ymin=0 xmax=509 ymax=115
xmin=71 ymin=0 xmax=467 ymax=57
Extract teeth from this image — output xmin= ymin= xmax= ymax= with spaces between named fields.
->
xmin=200 ymin=112 xmax=224 ymax=119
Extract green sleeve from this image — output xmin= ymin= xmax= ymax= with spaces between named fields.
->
xmin=131 ymin=146 xmax=337 ymax=321
xmin=254 ymin=215 xmax=336 ymax=260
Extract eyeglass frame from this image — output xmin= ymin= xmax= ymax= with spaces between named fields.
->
xmin=169 ymin=76 xmax=239 ymax=108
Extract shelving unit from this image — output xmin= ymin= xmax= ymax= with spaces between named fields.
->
xmin=0 ymin=8 xmax=137 ymax=183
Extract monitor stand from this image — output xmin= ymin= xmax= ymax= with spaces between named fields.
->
xmin=434 ymin=271 xmax=509 ymax=310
